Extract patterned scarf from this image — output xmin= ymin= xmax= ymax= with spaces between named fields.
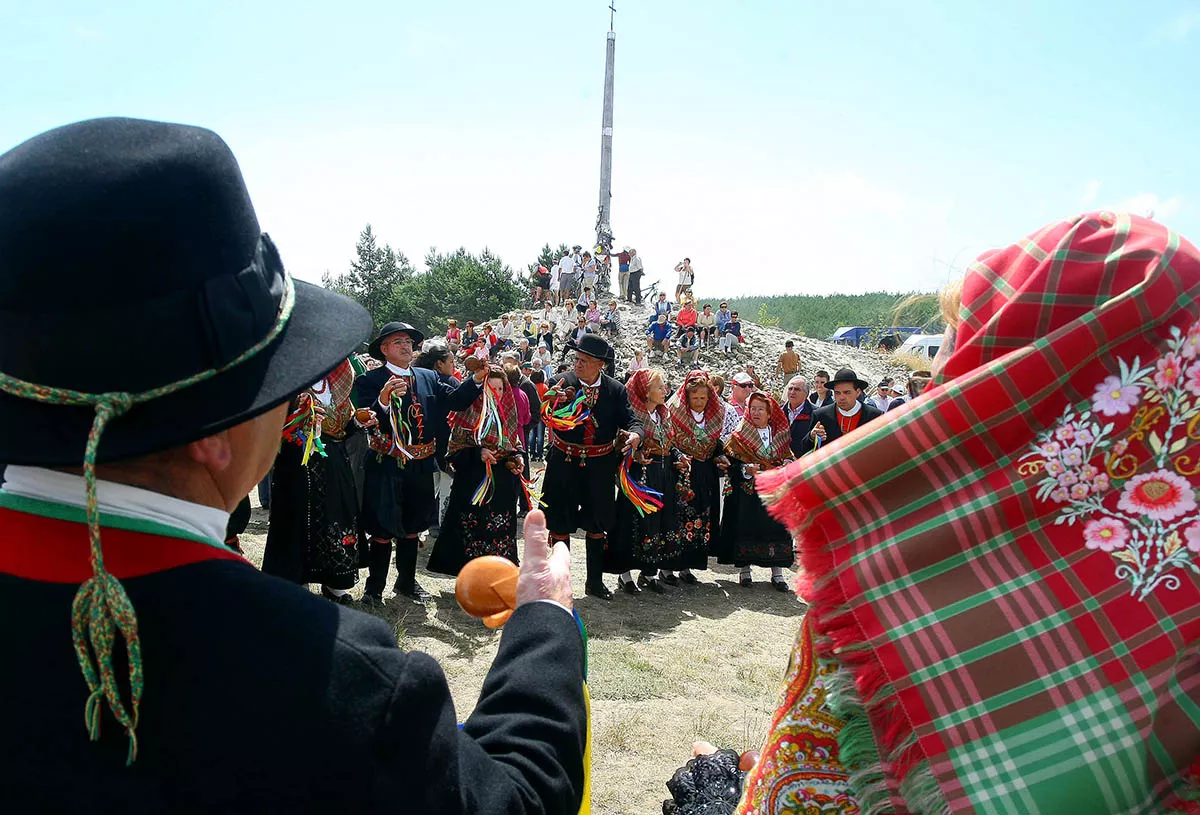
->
xmin=725 ymin=391 xmax=791 ymax=467
xmin=626 ymin=369 xmax=672 ymax=452
xmin=319 ymin=359 xmax=356 ymax=436
xmin=668 ymin=370 xmax=725 ymax=460
xmin=447 ymin=366 xmax=521 ymax=456
xmin=754 ymin=212 xmax=1200 ymax=814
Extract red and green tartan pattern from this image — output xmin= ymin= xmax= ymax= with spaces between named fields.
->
xmin=759 ymin=213 xmax=1200 ymax=814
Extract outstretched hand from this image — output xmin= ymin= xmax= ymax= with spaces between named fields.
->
xmin=515 ymin=510 xmax=573 ymax=610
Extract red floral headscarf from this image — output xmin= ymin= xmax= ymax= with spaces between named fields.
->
xmin=726 ymin=390 xmax=791 ymax=467
xmin=668 ymin=370 xmax=725 ymax=459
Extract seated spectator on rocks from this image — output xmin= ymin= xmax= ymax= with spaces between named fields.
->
xmin=647 ymin=313 xmax=673 ymax=357
xmin=677 ymin=300 xmax=698 ymax=330
xmin=521 ymin=313 xmax=538 ymax=339
xmin=576 ymin=287 xmax=595 ymax=315
xmin=744 ymin=363 xmax=762 ymax=389
xmin=696 ymin=303 xmax=717 ymax=346
xmin=629 ymin=348 xmax=648 ymax=373
xmin=445 ymin=318 xmax=462 ymax=351
xmin=677 ymin=326 xmax=700 ymax=367
xmin=653 ymin=292 xmax=673 ymax=320
xmin=719 ymin=310 xmax=742 ymax=354
xmin=715 ymin=302 xmax=732 ymax=335
xmin=462 ymin=320 xmax=479 ymax=346
xmin=517 ymin=337 xmax=534 ymax=363
xmin=600 ymin=300 xmax=621 ymax=337
xmin=481 ymin=324 xmax=500 ymax=357
xmin=495 ymin=314 xmax=515 ymax=346
xmin=537 ymin=322 xmax=554 ymax=355
xmin=533 ymin=341 xmax=553 ymax=369
xmin=539 ymin=302 xmax=556 ymax=331
xmin=584 ymin=300 xmax=601 ymax=332
xmin=561 ymin=316 xmax=592 ymax=360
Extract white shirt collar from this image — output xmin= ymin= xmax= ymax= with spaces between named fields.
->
xmin=691 ymin=409 xmax=705 ymax=421
xmin=837 ymin=401 xmax=863 ymax=417
xmin=386 ymin=362 xmax=412 ymax=376
xmin=2 ymin=466 xmax=230 ymax=545
xmin=580 ymin=377 xmax=601 ymax=388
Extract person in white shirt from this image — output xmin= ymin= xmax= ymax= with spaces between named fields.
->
xmin=549 ymin=260 xmax=562 ymax=305
xmin=495 ymin=315 xmax=515 ymax=346
xmin=557 ymin=251 xmax=577 ymax=303
xmin=674 ymin=257 xmax=694 ymax=303
xmin=627 ymin=249 xmax=645 ymax=304
xmin=580 ymin=251 xmax=598 ymax=293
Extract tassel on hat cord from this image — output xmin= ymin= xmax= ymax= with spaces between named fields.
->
xmin=0 ymin=274 xmax=296 ymax=765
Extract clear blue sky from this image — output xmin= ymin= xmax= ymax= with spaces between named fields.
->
xmin=3 ymin=0 xmax=1198 ymax=297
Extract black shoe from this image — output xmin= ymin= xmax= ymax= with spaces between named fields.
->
xmin=618 ymin=575 xmax=641 ymax=595
xmin=739 ymin=575 xmax=753 ymax=588
xmin=321 ymin=586 xmax=355 ymax=606
xmin=360 ymin=593 xmax=384 ymax=608
xmin=772 ymin=577 xmax=791 ymax=593
xmin=637 ymin=574 xmax=666 ymax=594
xmin=679 ymin=571 xmax=699 ymax=585
xmin=585 ymin=581 xmax=614 ymax=600
xmin=659 ymin=572 xmax=680 ymax=587
xmin=395 ymin=581 xmax=432 ymax=603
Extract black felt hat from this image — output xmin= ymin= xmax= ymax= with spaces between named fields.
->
xmin=829 ymin=367 xmax=870 ymax=391
xmin=574 ymin=333 xmax=613 ymax=361
xmin=369 ymin=321 xmax=425 ymax=361
xmin=0 ymin=117 xmax=373 ymax=466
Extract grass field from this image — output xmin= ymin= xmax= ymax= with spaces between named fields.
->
xmin=239 ymin=500 xmax=804 ymax=814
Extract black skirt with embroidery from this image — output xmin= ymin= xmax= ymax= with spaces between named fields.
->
xmin=675 ymin=453 xmax=721 ymax=570
xmin=427 ymin=447 xmax=521 ymax=576
xmin=716 ymin=454 xmax=794 ymax=568
xmin=607 ymin=451 xmax=684 ymax=572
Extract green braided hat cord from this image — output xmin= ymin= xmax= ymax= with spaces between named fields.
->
xmin=0 ymin=275 xmax=295 ymax=766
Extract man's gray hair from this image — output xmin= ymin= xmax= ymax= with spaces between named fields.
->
xmin=787 ymin=374 xmax=809 ymax=395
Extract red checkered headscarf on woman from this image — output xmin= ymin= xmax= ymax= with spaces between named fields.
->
xmin=752 ymin=213 xmax=1200 ymax=814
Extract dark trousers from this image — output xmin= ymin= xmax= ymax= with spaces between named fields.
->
xmin=365 ymin=537 xmax=419 ymax=596
xmin=628 ymin=273 xmax=644 ymax=304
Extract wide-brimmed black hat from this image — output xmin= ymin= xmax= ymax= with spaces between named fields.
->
xmin=829 ymin=367 xmax=870 ymax=391
xmin=369 ymin=321 xmax=425 ymax=361
xmin=574 ymin=333 xmax=613 ymax=361
xmin=0 ymin=117 xmax=372 ymax=465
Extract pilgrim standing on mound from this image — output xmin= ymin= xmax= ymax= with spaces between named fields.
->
xmin=262 ymin=358 xmax=376 ymax=603
xmin=427 ymin=364 xmax=525 ymax=576
xmin=354 ymin=321 xmax=487 ymax=604
xmin=0 ymin=117 xmax=586 ymax=813
xmin=543 ymin=333 xmax=643 ymax=599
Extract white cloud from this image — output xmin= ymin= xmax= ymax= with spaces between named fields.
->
xmin=1114 ymin=193 xmax=1184 ymax=220
xmin=1079 ymin=179 xmax=1101 ymax=208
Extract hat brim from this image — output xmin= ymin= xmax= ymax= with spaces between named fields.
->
xmin=0 ymin=279 xmax=373 ymax=466
xmin=831 ymin=377 xmax=870 ymax=391
xmin=369 ymin=326 xmax=425 ymax=361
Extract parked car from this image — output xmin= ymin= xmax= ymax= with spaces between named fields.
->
xmin=826 ymin=325 xmax=922 ymax=348
xmin=898 ymin=332 xmax=943 ymax=360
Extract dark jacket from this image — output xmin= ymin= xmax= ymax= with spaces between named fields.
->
xmin=547 ymin=371 xmax=643 ymax=446
xmin=0 ymin=515 xmax=587 ymax=813
xmin=784 ymin=401 xmax=815 ymax=457
xmin=353 ymin=366 xmax=481 ymax=475
xmin=811 ymin=401 xmax=884 ymax=444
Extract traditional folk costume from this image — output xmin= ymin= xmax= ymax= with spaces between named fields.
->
xmin=354 ymin=321 xmax=482 ymax=603
xmin=608 ymin=370 xmax=683 ymax=590
xmin=262 ymin=359 xmax=363 ymax=600
xmin=744 ymin=212 xmax=1200 ymax=814
xmin=541 ymin=334 xmax=643 ymax=599
xmin=668 ymin=371 xmax=725 ymax=573
xmin=809 ymin=367 xmax=884 ymax=449
xmin=428 ymin=366 xmax=525 ymax=576
xmin=0 ymin=117 xmax=586 ymax=814
xmin=718 ymin=391 xmax=794 ymax=585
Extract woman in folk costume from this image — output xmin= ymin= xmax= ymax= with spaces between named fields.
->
xmin=262 ymin=358 xmax=376 ymax=604
xmin=735 ymin=212 xmax=1200 ymax=815
xmin=667 ymin=370 xmax=728 ymax=583
xmin=718 ymin=390 xmax=795 ymax=591
xmin=609 ymin=368 xmax=685 ymax=594
xmin=427 ymin=364 xmax=526 ymax=576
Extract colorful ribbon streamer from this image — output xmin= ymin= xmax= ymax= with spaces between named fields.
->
xmin=282 ymin=398 xmax=326 ymax=465
xmin=471 ymin=460 xmax=495 ymax=506
xmin=540 ymin=388 xmax=591 ymax=432
xmin=617 ymin=450 xmax=664 ymax=517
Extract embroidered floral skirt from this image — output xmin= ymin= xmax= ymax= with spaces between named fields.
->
xmin=717 ymin=456 xmax=794 ymax=568
xmin=675 ymin=456 xmax=720 ymax=570
xmin=607 ymin=456 xmax=685 ymax=572
xmin=427 ymin=448 xmax=520 ymax=576
xmin=263 ymin=438 xmax=361 ymax=589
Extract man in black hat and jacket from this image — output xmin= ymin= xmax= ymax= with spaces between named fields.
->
xmin=543 ymin=334 xmax=643 ymax=599
xmin=0 ymin=117 xmax=586 ymax=813
xmin=354 ymin=321 xmax=486 ymax=604
xmin=810 ymin=367 xmax=884 ymax=445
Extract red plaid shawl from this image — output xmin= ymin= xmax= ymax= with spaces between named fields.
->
xmin=757 ymin=212 xmax=1200 ymax=814
xmin=447 ymin=366 xmax=521 ymax=455
xmin=668 ymin=370 xmax=725 ymax=460
xmin=626 ymin=369 xmax=673 ymax=451
xmin=726 ymin=391 xmax=792 ymax=468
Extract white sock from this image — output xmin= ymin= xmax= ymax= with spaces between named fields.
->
xmin=770 ymin=567 xmax=785 ymax=581
xmin=325 ymin=586 xmax=350 ymax=597
xmin=739 ymin=566 xmax=752 ymax=579
xmin=620 ymin=570 xmax=635 ymax=583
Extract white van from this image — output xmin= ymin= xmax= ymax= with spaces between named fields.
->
xmin=899 ymin=333 xmax=943 ymax=361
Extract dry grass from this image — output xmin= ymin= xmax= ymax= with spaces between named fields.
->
xmin=889 ymin=350 xmax=934 ymax=372
xmin=239 ymin=501 xmax=803 ymax=814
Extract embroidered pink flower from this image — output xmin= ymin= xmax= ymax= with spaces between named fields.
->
xmin=1045 ymin=459 xmax=1065 ymax=476
xmin=1050 ymin=487 xmax=1069 ymax=503
xmin=1112 ymin=438 xmax=1130 ymax=456
xmin=1092 ymin=375 xmax=1141 ymax=416
xmin=1155 ymin=354 xmax=1184 ymax=391
xmin=1186 ymin=361 xmax=1200 ymax=398
xmin=1038 ymin=441 xmax=1062 ymax=458
xmin=1117 ymin=469 xmax=1197 ymax=521
xmin=1081 ymin=464 xmax=1099 ymax=481
xmin=1070 ymin=483 xmax=1090 ymax=500
xmin=1058 ymin=471 xmax=1079 ymax=487
xmin=1055 ymin=425 xmax=1076 ymax=443
xmin=1082 ymin=518 xmax=1130 ymax=552
xmin=1093 ymin=473 xmax=1111 ymax=492
xmin=1075 ymin=427 xmax=1096 ymax=446
xmin=1183 ymin=325 xmax=1200 ymax=360
xmin=1186 ymin=523 xmax=1200 ymax=553
xmin=1062 ymin=447 xmax=1084 ymax=467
